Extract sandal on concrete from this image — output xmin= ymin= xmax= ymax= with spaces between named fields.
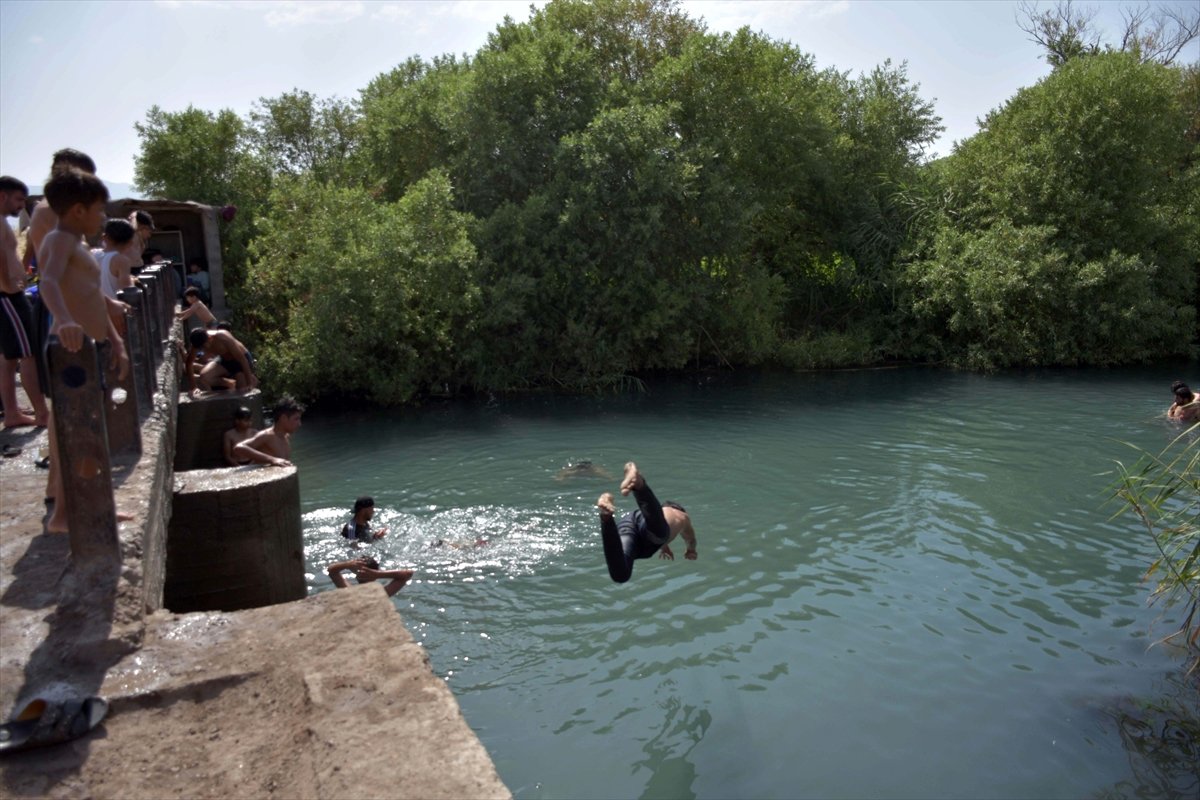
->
xmin=0 ymin=697 xmax=109 ymax=754
xmin=1 ymin=444 xmax=20 ymax=458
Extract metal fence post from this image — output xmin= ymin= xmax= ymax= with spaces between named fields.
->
xmin=47 ymin=335 xmax=118 ymax=564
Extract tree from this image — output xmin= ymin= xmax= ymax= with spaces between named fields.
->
xmin=242 ymin=171 xmax=480 ymax=404
xmin=1017 ymin=1 xmax=1200 ymax=67
xmin=133 ymin=105 xmax=271 ymax=299
xmin=358 ymin=55 xmax=472 ymax=201
xmin=897 ymin=52 xmax=1197 ymax=368
xmin=249 ymin=89 xmax=360 ymax=184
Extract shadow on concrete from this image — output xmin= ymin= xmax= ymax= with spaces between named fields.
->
xmin=0 ymin=528 xmax=68 ymax=611
xmin=0 ymin=557 xmax=127 ymax=794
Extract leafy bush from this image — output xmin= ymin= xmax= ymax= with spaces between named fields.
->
xmin=899 ymin=221 xmax=1192 ymax=369
xmin=243 ymin=171 xmax=480 ymax=404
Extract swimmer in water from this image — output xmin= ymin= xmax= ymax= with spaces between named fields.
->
xmin=428 ymin=538 xmax=490 ymax=550
xmin=595 ymin=462 xmax=696 ymax=583
xmin=1167 ymin=380 xmax=1200 ymax=423
xmin=327 ymin=557 xmax=412 ymax=597
xmin=555 ymin=460 xmax=613 ymax=481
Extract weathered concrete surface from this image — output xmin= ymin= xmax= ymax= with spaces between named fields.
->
xmin=1 ymin=346 xmax=510 ymax=799
xmin=166 ymin=465 xmax=305 ymax=612
xmin=174 ymin=391 xmax=264 ymax=471
xmin=0 ymin=586 xmax=511 ymax=800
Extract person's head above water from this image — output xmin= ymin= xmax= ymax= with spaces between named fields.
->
xmin=1173 ymin=381 xmax=1194 ymax=403
xmin=353 ymin=496 xmax=375 ymax=519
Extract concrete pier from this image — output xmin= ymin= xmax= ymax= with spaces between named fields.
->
xmin=165 ymin=465 xmax=305 ymax=612
xmin=0 ymin=330 xmax=510 ymax=798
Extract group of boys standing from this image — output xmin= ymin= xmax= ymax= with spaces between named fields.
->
xmin=0 ymin=149 xmax=145 ymax=531
xmin=0 ymin=147 xmax=273 ymax=536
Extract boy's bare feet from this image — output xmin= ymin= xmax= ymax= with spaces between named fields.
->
xmin=619 ymin=462 xmax=643 ymax=496
xmin=2 ymin=411 xmax=37 ymax=429
xmin=596 ymin=492 xmax=616 ymax=517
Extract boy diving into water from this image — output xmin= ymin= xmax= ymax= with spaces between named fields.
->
xmin=596 ymin=462 xmax=696 ymax=583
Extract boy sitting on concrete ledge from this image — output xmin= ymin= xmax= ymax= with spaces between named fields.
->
xmin=233 ymin=395 xmax=302 ymax=468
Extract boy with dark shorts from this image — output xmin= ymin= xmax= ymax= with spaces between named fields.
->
xmin=0 ymin=176 xmax=49 ymax=428
xmin=186 ymin=327 xmax=257 ymax=394
xmin=37 ymin=167 xmax=130 ymax=533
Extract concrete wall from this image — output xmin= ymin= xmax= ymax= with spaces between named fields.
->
xmin=174 ymin=391 xmax=265 ymax=471
xmin=165 ymin=466 xmax=306 ymax=613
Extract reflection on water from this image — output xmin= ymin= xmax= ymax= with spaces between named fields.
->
xmin=1094 ymin=669 xmax=1200 ymax=800
xmin=291 ymin=366 xmax=1200 ymax=799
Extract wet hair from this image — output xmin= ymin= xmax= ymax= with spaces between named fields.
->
xmin=1174 ymin=382 xmax=1194 ymax=403
xmin=189 ymin=328 xmax=209 ymax=348
xmin=43 ymin=167 xmax=108 ymax=216
xmin=133 ymin=210 xmax=155 ymax=230
xmin=1171 ymin=380 xmax=1188 ymax=393
xmin=216 ymin=321 xmax=233 ymax=331
xmin=103 ymin=218 xmax=136 ymax=245
xmin=0 ymin=176 xmax=29 ymax=195
xmin=233 ymin=406 xmax=252 ymax=421
xmin=50 ymin=148 xmax=96 ymax=175
xmin=272 ymin=395 xmax=304 ymax=420
xmin=184 ymin=286 xmax=201 ymax=299
xmin=353 ymin=496 xmax=375 ymax=514
xmin=362 ymin=557 xmax=380 ymax=570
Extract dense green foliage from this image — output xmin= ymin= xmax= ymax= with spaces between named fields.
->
xmin=133 ymin=106 xmax=272 ymax=304
xmin=896 ymin=51 xmax=1198 ymax=368
xmin=131 ymin=0 xmax=1198 ymax=404
xmin=246 ymin=172 xmax=479 ymax=403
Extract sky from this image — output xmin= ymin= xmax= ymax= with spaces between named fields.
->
xmin=0 ymin=0 xmax=1196 ymax=194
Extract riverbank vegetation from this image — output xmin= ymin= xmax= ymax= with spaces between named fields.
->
xmin=1112 ymin=431 xmax=1200 ymax=672
xmin=132 ymin=0 xmax=1199 ymax=404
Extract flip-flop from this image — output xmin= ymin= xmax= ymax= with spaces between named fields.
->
xmin=34 ymin=457 xmax=49 ymax=469
xmin=1 ymin=444 xmax=20 ymax=458
xmin=0 ymin=697 xmax=109 ymax=754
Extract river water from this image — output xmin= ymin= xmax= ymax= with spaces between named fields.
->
xmin=291 ymin=366 xmax=1198 ymax=799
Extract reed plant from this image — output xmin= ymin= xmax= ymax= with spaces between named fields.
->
xmin=1111 ymin=429 xmax=1200 ymax=672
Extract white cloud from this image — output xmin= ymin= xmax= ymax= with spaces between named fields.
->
xmin=436 ymin=0 xmax=545 ymax=23
xmin=371 ymin=3 xmax=412 ymax=23
xmin=684 ymin=0 xmax=849 ymax=34
xmin=155 ymin=0 xmax=235 ymax=8
xmin=29 ymin=34 xmax=44 ymax=45
xmin=263 ymin=1 xmax=365 ymax=27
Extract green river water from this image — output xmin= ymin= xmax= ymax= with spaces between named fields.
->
xmin=291 ymin=366 xmax=1198 ymax=799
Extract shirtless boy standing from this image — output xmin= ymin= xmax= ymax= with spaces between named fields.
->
xmin=0 ymin=176 xmax=48 ymax=428
xmin=233 ymin=396 xmax=302 ymax=467
xmin=22 ymin=149 xmax=96 ymax=276
xmin=37 ymin=167 xmax=130 ymax=533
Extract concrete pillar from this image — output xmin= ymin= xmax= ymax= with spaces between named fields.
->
xmin=98 ymin=339 xmax=141 ymax=458
xmin=117 ymin=286 xmax=156 ymax=412
xmin=46 ymin=336 xmax=118 ymax=564
xmin=174 ymin=390 xmax=264 ymax=471
xmin=147 ymin=265 xmax=175 ymax=334
xmin=165 ymin=466 xmax=306 ymax=612
xmin=139 ymin=273 xmax=163 ymax=368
